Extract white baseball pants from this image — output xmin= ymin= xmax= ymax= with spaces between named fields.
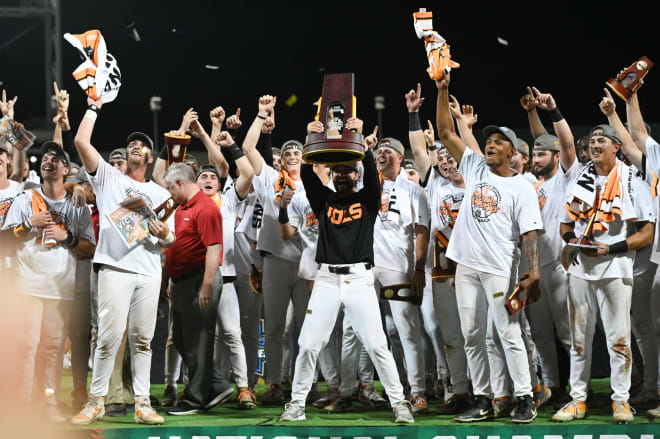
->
xmin=567 ymin=275 xmax=632 ymax=402
xmin=421 ymin=270 xmax=449 ymax=382
xmin=234 ymin=271 xmax=263 ymax=388
xmin=90 ymin=266 xmax=160 ymax=397
xmin=631 ymin=264 xmax=658 ymax=393
xmin=215 ymin=276 xmax=249 ymax=389
xmin=454 ymin=263 xmax=533 ymax=398
xmin=291 ymin=264 xmax=405 ymax=406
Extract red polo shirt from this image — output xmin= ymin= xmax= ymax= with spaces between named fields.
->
xmin=166 ymin=190 xmax=223 ymax=278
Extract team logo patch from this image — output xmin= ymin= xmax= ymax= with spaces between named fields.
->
xmin=537 ymin=187 xmax=547 ymax=210
xmin=471 ymin=183 xmax=500 ymax=222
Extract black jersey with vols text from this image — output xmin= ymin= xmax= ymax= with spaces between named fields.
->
xmin=301 ymin=149 xmax=380 ymax=265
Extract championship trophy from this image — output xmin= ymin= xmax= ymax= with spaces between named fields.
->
xmin=561 ymin=188 xmax=601 ymax=270
xmin=153 ymin=197 xmax=177 ymax=222
xmin=504 ymin=273 xmax=541 ymax=315
xmin=163 ymin=132 xmax=191 ymax=166
xmin=431 ymin=232 xmax=456 ymax=280
xmin=606 ymin=56 xmax=653 ymax=102
xmin=303 ymin=73 xmax=365 ymax=165
xmin=380 ymin=283 xmax=423 ymax=306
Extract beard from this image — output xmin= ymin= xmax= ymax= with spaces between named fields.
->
xmin=334 ymin=177 xmax=356 ymax=194
xmin=533 ymin=161 xmax=555 ymax=178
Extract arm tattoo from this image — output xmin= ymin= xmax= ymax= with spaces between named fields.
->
xmin=522 ymin=231 xmax=540 ymax=272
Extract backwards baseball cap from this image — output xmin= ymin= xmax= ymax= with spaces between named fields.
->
xmin=377 ymin=137 xmax=405 ymax=156
xmin=196 ymin=164 xmax=221 ymax=180
xmin=514 ymin=138 xmax=530 ymax=156
xmin=331 ymin=162 xmax=359 ymax=173
xmin=280 ymin=140 xmax=304 ymax=155
xmin=109 ymin=148 xmax=127 ymax=160
xmin=534 ymin=133 xmax=560 ymax=152
xmin=184 ymin=153 xmax=198 ymax=165
xmin=482 ymin=125 xmax=518 ymax=147
xmin=272 ymin=147 xmax=282 ymax=157
xmin=67 ymin=167 xmax=90 ymax=184
xmin=403 ymin=159 xmax=418 ymax=172
xmin=40 ymin=141 xmax=70 ymax=168
xmin=590 ymin=124 xmax=622 ymax=144
xmin=126 ymin=131 xmax=154 ymax=149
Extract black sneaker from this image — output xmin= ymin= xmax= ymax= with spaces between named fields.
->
xmin=167 ymin=400 xmax=199 ymax=416
xmin=511 ymin=395 xmax=537 ymax=424
xmin=204 ymin=386 xmax=234 ymax=410
xmin=454 ymin=396 xmax=493 ymax=423
xmin=323 ymin=396 xmax=354 ymax=413
xmin=104 ymin=403 xmax=126 ymax=417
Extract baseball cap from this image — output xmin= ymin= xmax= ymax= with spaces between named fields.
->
xmin=403 ymin=159 xmax=418 ymax=172
xmin=67 ymin=167 xmax=90 ymax=184
xmin=184 ymin=153 xmax=198 ymax=165
xmin=482 ymin=125 xmax=517 ymax=147
xmin=68 ymin=162 xmax=81 ymax=176
xmin=40 ymin=141 xmax=70 ymax=168
xmin=109 ymin=148 xmax=127 ymax=160
xmin=590 ymin=124 xmax=622 ymax=144
xmin=272 ymin=147 xmax=282 ymax=157
xmin=331 ymin=162 xmax=359 ymax=173
xmin=280 ymin=140 xmax=304 ymax=155
xmin=377 ymin=137 xmax=405 ymax=156
xmin=514 ymin=138 xmax=530 ymax=156
xmin=126 ymin=131 xmax=154 ymax=149
xmin=196 ymin=164 xmax=221 ymax=181
xmin=534 ymin=134 xmax=560 ymax=152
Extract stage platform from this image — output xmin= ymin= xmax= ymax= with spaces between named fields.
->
xmin=56 ymin=375 xmax=659 ymax=439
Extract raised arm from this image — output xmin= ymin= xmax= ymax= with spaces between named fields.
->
xmin=242 ymin=95 xmax=276 ymax=176
xmin=9 ymin=149 xmax=25 ymax=182
xmin=434 ymin=74 xmax=465 ymax=164
xmin=600 ymin=88 xmax=643 ymax=170
xmin=532 ymin=87 xmax=576 ymax=170
xmin=448 ymin=95 xmax=482 ymax=157
xmin=189 ymin=118 xmax=229 ymax=178
xmin=73 ymin=97 xmax=103 ymax=173
xmin=405 ymin=83 xmax=431 ymax=177
xmin=625 ymin=90 xmax=649 ymax=153
xmin=521 ymin=86 xmax=548 ymax=138
xmin=215 ymin=130 xmax=254 ymax=199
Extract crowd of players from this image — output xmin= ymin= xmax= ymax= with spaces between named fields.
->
xmin=2 ymin=69 xmax=660 ymax=427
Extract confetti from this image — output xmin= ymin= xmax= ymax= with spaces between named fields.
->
xmin=285 ymin=94 xmax=298 ymax=107
xmin=497 ymin=37 xmax=509 ymax=46
xmin=205 ymin=65 xmax=220 ymax=70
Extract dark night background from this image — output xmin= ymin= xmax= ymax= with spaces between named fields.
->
xmin=1 ymin=1 xmax=659 ymax=158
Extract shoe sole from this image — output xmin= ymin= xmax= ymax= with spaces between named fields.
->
xmin=204 ymin=388 xmax=234 ymax=410
xmin=454 ymin=414 xmax=492 ymax=423
xmin=167 ymin=409 xmax=199 ymax=416
xmin=279 ymin=415 xmax=306 ymax=421
xmin=312 ymin=400 xmax=332 ymax=408
xmin=395 ymin=418 xmax=415 ymax=424
xmin=134 ymin=416 xmax=164 ymax=425
xmin=512 ymin=414 xmax=537 ymax=424
xmin=238 ymin=402 xmax=257 ymax=410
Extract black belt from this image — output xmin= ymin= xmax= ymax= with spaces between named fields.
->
xmin=327 ymin=262 xmax=372 ymax=275
xmin=223 ymin=275 xmax=236 ymax=284
xmin=171 ymin=268 xmax=204 ymax=284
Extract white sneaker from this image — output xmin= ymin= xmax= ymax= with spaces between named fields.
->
xmin=279 ymin=401 xmax=306 ymax=421
xmin=71 ymin=396 xmax=105 ymax=425
xmin=134 ymin=395 xmax=164 ymax=425
xmin=393 ymin=401 xmax=415 ymax=424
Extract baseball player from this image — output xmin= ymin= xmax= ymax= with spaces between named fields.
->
xmin=279 ymin=122 xmax=414 ymax=424
xmin=435 ymin=73 xmax=543 ymax=424
xmin=71 ymin=97 xmax=173 ymax=425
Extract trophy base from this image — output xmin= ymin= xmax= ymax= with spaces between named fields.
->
xmin=605 ymin=79 xmax=632 ymax=102
xmin=303 ymin=132 xmax=365 ymax=165
xmin=380 ymin=283 xmax=422 ymax=306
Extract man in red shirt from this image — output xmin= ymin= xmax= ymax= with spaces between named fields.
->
xmin=163 ymin=163 xmax=224 ymax=415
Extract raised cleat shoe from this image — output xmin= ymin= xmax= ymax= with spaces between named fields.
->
xmin=238 ymin=388 xmax=257 ymax=410
xmin=134 ymin=396 xmax=164 ymax=425
xmin=612 ymin=401 xmax=634 ymax=424
xmin=71 ymin=396 xmax=105 ymax=425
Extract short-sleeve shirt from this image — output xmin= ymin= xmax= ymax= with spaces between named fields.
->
xmin=643 ymin=136 xmax=660 ymax=265
xmin=2 ymin=187 xmax=95 ymax=300
xmin=0 ymin=179 xmax=24 ymax=271
xmin=288 ymin=191 xmax=319 ymax=280
xmin=447 ymin=148 xmax=543 ymax=277
xmin=210 ymin=181 xmax=242 ymax=277
xmin=166 ymin=190 xmax=223 ymax=278
xmin=86 ymin=158 xmax=171 ymax=277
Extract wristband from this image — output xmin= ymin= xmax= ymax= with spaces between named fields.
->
xmin=549 ymin=107 xmax=564 ymax=123
xmin=427 ymin=143 xmax=437 ymax=151
xmin=562 ymin=231 xmax=576 ymax=243
xmin=278 ymin=206 xmax=289 ymax=224
xmin=158 ymin=231 xmax=175 ymax=247
xmin=408 ymin=112 xmax=422 ymax=131
xmin=228 ymin=143 xmax=244 ymax=160
xmin=608 ymin=240 xmax=629 ymax=254
xmin=87 ymin=104 xmax=99 ymax=113
xmin=257 ymin=114 xmax=267 ymax=120
xmin=84 ymin=109 xmax=98 ymax=122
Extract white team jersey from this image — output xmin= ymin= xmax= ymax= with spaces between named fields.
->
xmin=2 ymin=187 xmax=95 ymax=300
xmin=523 ymin=172 xmax=538 ymax=185
xmin=0 ymin=179 xmax=24 ymax=271
xmin=86 ymin=158 xmax=171 ymax=277
xmin=562 ymin=172 xmax=655 ymax=280
xmin=252 ymin=165 xmax=304 ymax=262
xmin=211 ymin=181 xmax=242 ymax=277
xmin=234 ymin=191 xmax=263 ymax=275
xmin=536 ymin=159 xmax=580 ymax=267
xmin=447 ymin=148 xmax=543 ymax=277
xmin=288 ymin=191 xmax=319 ymax=280
xmin=643 ymin=136 xmax=660 ymax=265
xmin=374 ymin=169 xmax=430 ymax=274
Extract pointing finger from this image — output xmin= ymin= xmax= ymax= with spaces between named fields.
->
xmin=427 ymin=120 xmax=433 ymax=130
xmin=372 ymin=125 xmax=379 ymax=137
xmin=416 ymin=82 xmax=422 ymax=96
xmin=603 ymin=88 xmax=613 ymax=100
xmin=235 ymin=108 xmax=241 ymax=118
xmin=53 ymin=81 xmax=60 ymax=95
xmin=532 ymin=86 xmax=541 ymax=97
xmin=526 ymin=86 xmax=534 ymax=97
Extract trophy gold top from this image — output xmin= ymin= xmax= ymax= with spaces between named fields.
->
xmin=164 ymin=133 xmax=192 ymax=145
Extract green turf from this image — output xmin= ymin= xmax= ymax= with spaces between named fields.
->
xmin=57 ymin=370 xmax=654 ymax=430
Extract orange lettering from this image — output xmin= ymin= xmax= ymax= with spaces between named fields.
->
xmin=348 ymin=203 xmax=362 ymax=219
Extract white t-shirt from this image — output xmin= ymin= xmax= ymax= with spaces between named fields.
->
xmin=447 ymin=148 xmax=543 ymax=277
xmin=212 ymin=181 xmax=242 ymax=277
xmin=562 ymin=172 xmax=654 ymax=280
xmin=86 ymin=158 xmax=171 ymax=277
xmin=288 ymin=191 xmax=320 ymax=280
xmin=252 ymin=165 xmax=304 ymax=262
xmin=0 ymin=179 xmax=24 ymax=271
xmin=2 ymin=187 xmax=95 ymax=300
xmin=643 ymin=136 xmax=660 ymax=265
xmin=374 ymin=173 xmax=430 ymax=274
xmin=523 ymin=172 xmax=538 ymax=185
xmin=536 ymin=159 xmax=580 ymax=267
xmin=234 ymin=191 xmax=263 ymax=275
